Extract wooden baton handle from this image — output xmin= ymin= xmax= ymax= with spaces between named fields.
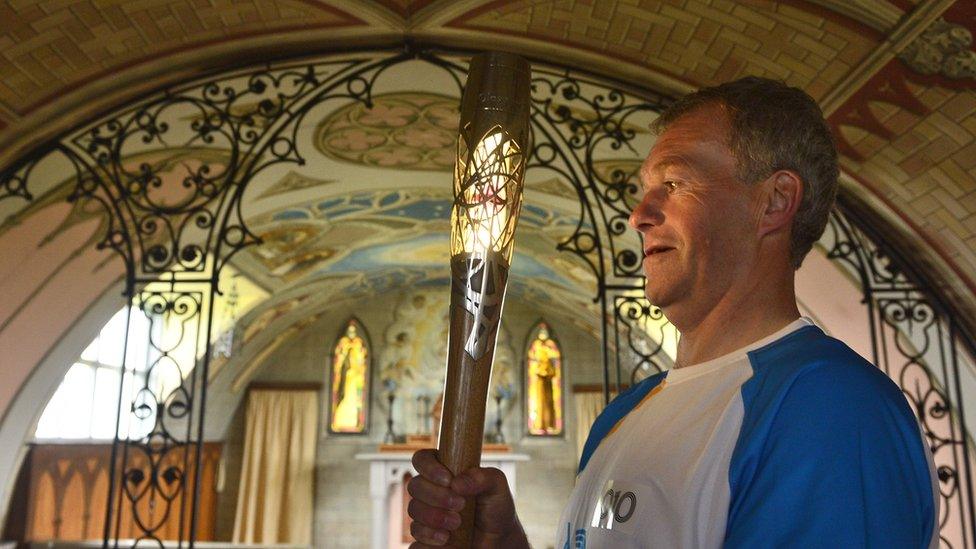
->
xmin=436 ymin=51 xmax=530 ymax=548
xmin=437 ymin=256 xmax=508 ymax=547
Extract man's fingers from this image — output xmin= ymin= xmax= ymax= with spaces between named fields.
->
xmin=409 ymin=520 xmax=450 ymax=547
xmin=408 ymin=497 xmax=462 ymax=531
xmin=412 ymin=449 xmax=452 ymax=487
xmin=452 ymin=466 xmax=508 ymax=497
xmin=408 ymin=541 xmax=448 ymax=549
xmin=407 ymin=475 xmax=465 ymax=511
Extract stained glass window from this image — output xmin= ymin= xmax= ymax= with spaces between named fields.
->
xmin=328 ymin=319 xmax=370 ymax=434
xmin=526 ymin=322 xmax=563 ymax=436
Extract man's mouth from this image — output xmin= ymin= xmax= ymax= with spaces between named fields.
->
xmin=644 ymin=246 xmax=675 ymax=256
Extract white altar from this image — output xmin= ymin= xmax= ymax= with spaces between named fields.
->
xmin=355 ymin=452 xmax=530 ymax=549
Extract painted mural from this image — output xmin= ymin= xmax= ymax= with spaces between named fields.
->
xmin=255 ymin=170 xmax=338 ymax=199
xmin=244 ymin=189 xmax=591 ymax=288
xmin=240 ymin=293 xmax=314 ymax=346
xmin=257 ymin=190 xmax=587 ymax=235
xmin=530 ymin=177 xmax=579 ymax=201
xmin=377 ymin=289 xmax=516 ymax=436
xmin=315 ymin=92 xmax=459 ymax=171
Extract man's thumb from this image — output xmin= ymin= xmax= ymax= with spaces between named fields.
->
xmin=451 ymin=467 xmax=508 ymax=498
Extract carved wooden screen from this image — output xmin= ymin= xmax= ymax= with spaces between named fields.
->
xmin=22 ymin=443 xmax=221 ymax=543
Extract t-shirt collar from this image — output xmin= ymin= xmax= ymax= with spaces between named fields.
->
xmin=664 ymin=317 xmax=815 ymax=384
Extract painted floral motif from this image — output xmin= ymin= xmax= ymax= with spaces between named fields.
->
xmin=325 ymin=128 xmax=387 ymax=152
xmin=899 ymin=18 xmax=976 ymax=80
xmin=256 ymin=171 xmax=337 ymax=199
xmin=357 ymin=103 xmax=416 ymax=127
xmin=314 ymin=92 xmax=460 ymax=171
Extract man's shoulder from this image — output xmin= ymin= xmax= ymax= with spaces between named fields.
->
xmin=728 ymin=325 xmax=938 ymax=549
xmin=732 ymin=323 xmax=927 ymax=476
xmin=750 ymin=323 xmax=870 ymax=370
xmin=618 ymin=369 xmax=669 ymax=399
xmin=577 ymin=371 xmax=668 ymax=473
xmin=745 ymin=324 xmax=902 ymax=406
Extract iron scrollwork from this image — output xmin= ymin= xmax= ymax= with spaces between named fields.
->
xmin=0 ymin=51 xmax=417 ymax=547
xmin=612 ymin=295 xmax=675 ymax=385
xmin=524 ymin=67 xmax=675 ymax=397
xmin=824 ymin=200 xmax=976 ymax=548
xmin=87 ymin=54 xmax=419 ymax=547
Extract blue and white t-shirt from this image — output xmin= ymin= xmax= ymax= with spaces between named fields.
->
xmin=557 ymin=318 xmax=938 ymax=548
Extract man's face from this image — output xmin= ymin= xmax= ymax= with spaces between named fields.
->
xmin=630 ymin=104 xmax=762 ymax=320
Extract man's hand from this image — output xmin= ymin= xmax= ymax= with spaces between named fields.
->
xmin=407 ymin=448 xmax=530 ymax=549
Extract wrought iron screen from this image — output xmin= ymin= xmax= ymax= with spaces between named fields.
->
xmin=823 ymin=196 xmax=976 ymax=547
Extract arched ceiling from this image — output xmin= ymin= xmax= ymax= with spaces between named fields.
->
xmin=2 ymin=0 xmax=976 ymax=326
xmin=0 ymin=49 xmax=668 ymax=421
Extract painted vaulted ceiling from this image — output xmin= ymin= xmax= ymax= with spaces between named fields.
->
xmin=0 ymin=52 xmax=656 ymax=387
xmin=2 ymin=0 xmax=976 ymax=363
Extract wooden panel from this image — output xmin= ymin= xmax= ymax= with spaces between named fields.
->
xmin=23 ymin=442 xmax=221 ymax=543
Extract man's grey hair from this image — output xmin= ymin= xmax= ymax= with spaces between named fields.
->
xmin=651 ymin=76 xmax=840 ymax=269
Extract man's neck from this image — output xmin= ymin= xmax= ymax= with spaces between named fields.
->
xmin=672 ymin=271 xmax=801 ymax=368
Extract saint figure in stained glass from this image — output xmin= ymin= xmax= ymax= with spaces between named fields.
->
xmin=329 ymin=320 xmax=369 ymax=433
xmin=527 ymin=323 xmax=563 ymax=435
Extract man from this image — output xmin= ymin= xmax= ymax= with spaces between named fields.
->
xmin=406 ymin=77 xmax=939 ymax=548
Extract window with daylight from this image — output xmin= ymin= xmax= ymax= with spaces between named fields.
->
xmin=526 ymin=322 xmax=563 ymax=436
xmin=34 ymin=269 xmax=262 ymax=442
xmin=34 ymin=307 xmax=179 ymax=440
xmin=328 ymin=318 xmax=370 ymax=434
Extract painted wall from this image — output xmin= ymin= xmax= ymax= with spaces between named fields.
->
xmin=209 ymin=291 xmax=604 ymax=548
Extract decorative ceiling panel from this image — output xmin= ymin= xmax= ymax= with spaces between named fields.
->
xmin=446 ymin=0 xmax=881 ymax=100
xmin=828 ymin=1 xmax=976 ymax=302
xmin=0 ymin=1 xmax=363 ymax=117
xmin=314 ymin=92 xmax=459 ymax=171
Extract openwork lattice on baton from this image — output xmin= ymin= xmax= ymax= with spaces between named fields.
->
xmin=2 ymin=47 xmax=975 ymax=547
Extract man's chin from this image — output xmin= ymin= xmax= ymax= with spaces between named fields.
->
xmin=643 ymin=286 xmax=676 ymax=309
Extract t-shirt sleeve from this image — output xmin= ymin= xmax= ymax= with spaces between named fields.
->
xmin=724 ymin=361 xmax=938 ymax=549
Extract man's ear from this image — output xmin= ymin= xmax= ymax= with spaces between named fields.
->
xmin=758 ymin=170 xmax=803 ymax=238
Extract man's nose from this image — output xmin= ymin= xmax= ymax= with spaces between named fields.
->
xmin=629 ymin=186 xmax=665 ymax=232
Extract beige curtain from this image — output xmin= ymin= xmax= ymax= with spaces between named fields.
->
xmin=233 ymin=389 xmax=318 ymax=545
xmin=574 ymin=391 xmax=611 ymax=462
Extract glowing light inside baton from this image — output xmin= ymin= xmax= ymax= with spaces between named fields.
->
xmin=450 ymin=127 xmax=524 ymax=263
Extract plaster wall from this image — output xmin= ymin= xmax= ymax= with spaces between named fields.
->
xmin=211 ymin=291 xmax=604 ymax=548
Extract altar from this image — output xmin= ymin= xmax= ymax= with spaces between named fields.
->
xmin=355 ymin=451 xmax=530 ymax=549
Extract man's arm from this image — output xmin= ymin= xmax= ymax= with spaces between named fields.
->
xmin=725 ymin=361 xmax=938 ymax=548
xmin=407 ymin=449 xmax=531 ymax=548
